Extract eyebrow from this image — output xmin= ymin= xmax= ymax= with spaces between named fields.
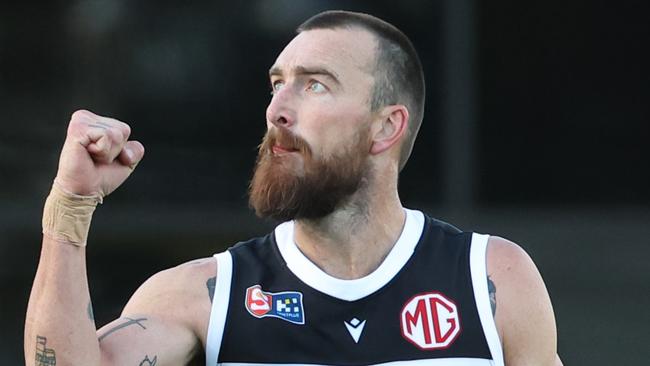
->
xmin=268 ymin=65 xmax=341 ymax=86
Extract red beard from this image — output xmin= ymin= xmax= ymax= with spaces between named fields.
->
xmin=248 ymin=126 xmax=371 ymax=222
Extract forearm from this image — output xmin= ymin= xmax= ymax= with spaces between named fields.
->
xmin=24 ymin=236 xmax=100 ymax=366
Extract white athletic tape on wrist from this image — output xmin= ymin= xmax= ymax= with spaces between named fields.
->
xmin=42 ymin=182 xmax=103 ymax=247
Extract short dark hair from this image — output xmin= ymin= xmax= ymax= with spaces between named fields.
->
xmin=297 ymin=10 xmax=425 ymax=171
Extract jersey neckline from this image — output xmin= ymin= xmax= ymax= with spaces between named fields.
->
xmin=274 ymin=208 xmax=425 ymax=301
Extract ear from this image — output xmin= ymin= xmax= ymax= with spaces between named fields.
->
xmin=369 ymin=105 xmax=409 ymax=155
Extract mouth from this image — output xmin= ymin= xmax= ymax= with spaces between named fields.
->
xmin=272 ymin=144 xmax=299 ymax=155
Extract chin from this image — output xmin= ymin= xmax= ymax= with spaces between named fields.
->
xmin=271 ymin=153 xmax=306 ymax=177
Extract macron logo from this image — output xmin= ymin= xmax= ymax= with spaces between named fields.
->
xmin=344 ymin=318 xmax=366 ymax=344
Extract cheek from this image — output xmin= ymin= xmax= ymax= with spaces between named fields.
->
xmin=297 ymin=95 xmax=370 ymax=155
xmin=311 ymin=119 xmax=368 ymax=158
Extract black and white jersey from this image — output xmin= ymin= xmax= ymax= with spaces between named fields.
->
xmin=206 ymin=209 xmax=504 ymax=366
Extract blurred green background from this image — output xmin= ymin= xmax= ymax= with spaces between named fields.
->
xmin=1 ymin=1 xmax=649 ymax=364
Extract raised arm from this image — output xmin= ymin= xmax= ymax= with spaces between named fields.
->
xmin=24 ymin=110 xmax=206 ymax=365
xmin=487 ymin=236 xmax=563 ymax=366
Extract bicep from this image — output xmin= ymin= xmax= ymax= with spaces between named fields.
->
xmin=98 ymin=314 xmax=198 ymax=366
xmin=487 ymin=237 xmax=559 ymax=365
xmin=96 ymin=260 xmax=213 ymax=366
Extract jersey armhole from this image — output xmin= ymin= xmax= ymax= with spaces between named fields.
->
xmin=469 ymin=233 xmax=505 ymax=366
xmin=205 ymin=250 xmax=233 ymax=366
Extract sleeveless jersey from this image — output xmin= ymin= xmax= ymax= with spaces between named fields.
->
xmin=206 ymin=209 xmax=504 ymax=366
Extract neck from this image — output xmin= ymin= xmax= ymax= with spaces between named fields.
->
xmin=294 ymin=175 xmax=405 ymax=280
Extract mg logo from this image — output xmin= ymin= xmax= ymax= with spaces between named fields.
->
xmin=400 ymin=292 xmax=461 ymax=350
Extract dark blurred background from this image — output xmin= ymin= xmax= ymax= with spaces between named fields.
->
xmin=1 ymin=0 xmax=649 ymax=364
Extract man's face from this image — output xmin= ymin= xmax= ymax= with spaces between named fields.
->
xmin=249 ymin=28 xmax=378 ymax=221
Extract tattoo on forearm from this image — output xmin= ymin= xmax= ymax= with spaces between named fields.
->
xmin=87 ymin=301 xmax=94 ymax=322
xmin=35 ymin=336 xmax=56 ymax=366
xmin=488 ymin=275 xmax=497 ymax=316
xmin=98 ymin=317 xmax=147 ymax=342
xmin=207 ymin=276 xmax=216 ymax=303
xmin=139 ymin=355 xmax=158 ymax=365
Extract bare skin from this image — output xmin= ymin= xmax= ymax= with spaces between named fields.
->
xmin=24 ymin=110 xmax=216 ymax=365
xmin=25 ymin=27 xmax=562 ymax=365
xmin=487 ymin=237 xmax=564 ymax=365
xmin=268 ymin=29 xmax=409 ymax=279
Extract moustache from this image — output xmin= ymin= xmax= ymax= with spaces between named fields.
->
xmin=261 ymin=127 xmax=312 ymax=156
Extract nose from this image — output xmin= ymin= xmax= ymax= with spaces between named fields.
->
xmin=266 ymin=85 xmax=296 ymax=129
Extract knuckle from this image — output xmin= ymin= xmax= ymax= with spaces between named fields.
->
xmin=123 ymin=123 xmax=132 ymax=137
xmin=70 ymin=109 xmax=89 ymax=121
xmin=118 ymin=128 xmax=127 ymax=142
xmin=68 ymin=110 xmax=94 ymax=136
xmin=108 ymin=126 xmax=123 ymax=142
xmin=101 ymin=138 xmax=113 ymax=154
xmin=120 ymin=122 xmax=132 ymax=139
xmin=67 ymin=119 xmax=86 ymax=136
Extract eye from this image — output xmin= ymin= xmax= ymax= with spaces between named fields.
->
xmin=308 ymin=81 xmax=327 ymax=93
xmin=270 ymin=80 xmax=284 ymax=94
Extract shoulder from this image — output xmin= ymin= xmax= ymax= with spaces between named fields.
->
xmin=125 ymin=256 xmax=217 ymax=310
xmin=485 ymin=236 xmax=559 ymax=365
xmin=485 ymin=236 xmax=548 ymax=303
xmin=486 ymin=236 xmax=533 ymax=274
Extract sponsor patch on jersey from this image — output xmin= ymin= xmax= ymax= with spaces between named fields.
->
xmin=245 ymin=285 xmax=305 ymax=325
xmin=400 ymin=292 xmax=461 ymax=350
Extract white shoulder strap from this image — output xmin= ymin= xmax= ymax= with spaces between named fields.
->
xmin=469 ymin=233 xmax=505 ymax=366
xmin=205 ymin=250 xmax=234 ymax=366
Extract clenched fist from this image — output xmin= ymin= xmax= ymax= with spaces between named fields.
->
xmin=55 ymin=110 xmax=145 ymax=198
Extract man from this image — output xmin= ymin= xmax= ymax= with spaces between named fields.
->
xmin=25 ymin=10 xmax=562 ymax=366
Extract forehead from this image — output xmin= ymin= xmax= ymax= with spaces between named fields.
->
xmin=271 ymin=28 xmax=377 ymax=79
